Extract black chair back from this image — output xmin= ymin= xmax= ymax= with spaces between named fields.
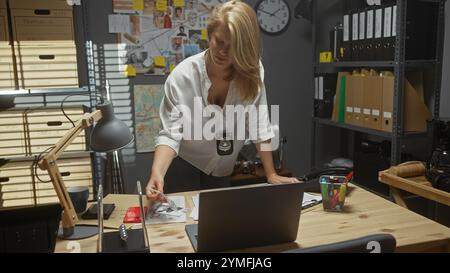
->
xmin=283 ymin=234 xmax=396 ymax=253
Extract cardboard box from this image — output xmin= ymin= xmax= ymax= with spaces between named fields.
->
xmin=346 ymin=74 xmax=364 ymax=127
xmin=0 ymin=109 xmax=27 ymax=156
xmin=363 ymin=75 xmax=383 ymax=130
xmin=10 ymin=9 xmax=74 ymax=41
xmin=34 ymin=156 xmax=93 ymax=204
xmin=344 ymin=75 xmax=354 ymax=124
xmin=0 ymin=160 xmax=34 ymax=208
xmin=331 ymin=72 xmax=350 ymax=122
xmin=15 ymin=42 xmax=79 ymax=88
xmin=381 ymin=72 xmax=431 ymax=133
xmin=25 ymin=106 xmax=87 ymax=154
xmin=8 ymin=0 xmax=72 ymax=10
xmin=0 ymin=7 xmax=8 ymax=41
xmin=0 ymin=155 xmax=93 ymax=208
xmin=0 ymin=43 xmax=16 ymax=90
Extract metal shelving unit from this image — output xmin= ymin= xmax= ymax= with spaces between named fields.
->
xmin=314 ymin=60 xmax=439 ymax=73
xmin=313 ymin=117 xmax=428 ymax=139
xmin=310 ymin=0 xmax=446 ymax=169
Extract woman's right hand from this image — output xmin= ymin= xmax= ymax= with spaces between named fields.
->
xmin=146 ymin=172 xmax=165 ymax=202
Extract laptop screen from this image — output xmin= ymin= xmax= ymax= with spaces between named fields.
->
xmin=187 ymin=182 xmax=304 ymax=252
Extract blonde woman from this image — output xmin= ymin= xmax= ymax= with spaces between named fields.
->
xmin=146 ymin=0 xmax=298 ymax=201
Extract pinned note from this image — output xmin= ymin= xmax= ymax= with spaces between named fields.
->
xmin=156 ymin=0 xmax=168 ymax=12
xmin=108 ymin=14 xmax=130 ymax=33
xmin=124 ymin=64 xmax=137 ymax=76
xmin=173 ymin=0 xmax=185 ymax=7
xmin=143 ymin=58 xmax=153 ymax=67
xmin=201 ymin=28 xmax=208 ymax=40
xmin=154 ymin=56 xmax=166 ymax=68
xmin=132 ymin=0 xmax=144 ymax=11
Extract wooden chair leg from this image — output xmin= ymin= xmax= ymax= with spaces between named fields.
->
xmin=390 ymin=187 xmax=408 ymax=208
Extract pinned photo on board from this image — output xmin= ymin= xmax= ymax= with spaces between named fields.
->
xmin=186 ymin=10 xmax=199 ymax=28
xmin=171 ymin=36 xmax=184 ymax=54
xmin=177 ymin=25 xmax=188 ymax=37
xmin=143 ymin=0 xmax=155 ymax=15
xmin=173 ymin=6 xmax=185 ymax=22
xmin=186 ymin=0 xmax=199 ymax=10
xmin=126 ymin=50 xmax=152 ymax=73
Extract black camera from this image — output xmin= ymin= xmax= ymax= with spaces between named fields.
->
xmin=426 ymin=118 xmax=450 ymax=193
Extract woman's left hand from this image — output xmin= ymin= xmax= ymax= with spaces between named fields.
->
xmin=267 ymin=173 xmax=300 ymax=184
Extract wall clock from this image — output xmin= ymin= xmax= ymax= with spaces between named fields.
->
xmin=256 ymin=0 xmax=291 ymax=35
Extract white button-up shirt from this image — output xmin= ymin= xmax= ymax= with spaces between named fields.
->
xmin=155 ymin=50 xmax=274 ymax=176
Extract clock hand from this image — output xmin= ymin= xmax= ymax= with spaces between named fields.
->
xmin=258 ymin=8 xmax=273 ymax=16
xmin=270 ymin=8 xmax=281 ymax=16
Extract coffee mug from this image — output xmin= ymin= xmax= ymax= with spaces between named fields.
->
xmin=67 ymin=186 xmax=89 ymax=214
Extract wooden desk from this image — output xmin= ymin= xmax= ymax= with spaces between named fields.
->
xmin=231 ymin=167 xmax=292 ymax=186
xmin=55 ymin=184 xmax=450 ymax=253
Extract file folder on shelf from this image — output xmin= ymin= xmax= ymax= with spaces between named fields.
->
xmin=374 ymin=7 xmax=384 ymax=61
xmin=357 ymin=10 xmax=366 ymax=61
xmin=342 ymin=12 xmax=352 ymax=61
xmin=382 ymin=5 xmax=394 ymax=60
xmin=365 ymin=8 xmax=375 ymax=61
xmin=351 ymin=11 xmax=359 ymax=61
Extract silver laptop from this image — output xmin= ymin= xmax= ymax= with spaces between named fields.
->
xmin=185 ymin=182 xmax=304 ymax=252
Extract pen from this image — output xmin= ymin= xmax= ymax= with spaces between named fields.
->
xmin=345 ymin=171 xmax=353 ymax=183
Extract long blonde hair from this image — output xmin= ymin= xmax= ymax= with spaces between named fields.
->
xmin=207 ymin=0 xmax=262 ymax=102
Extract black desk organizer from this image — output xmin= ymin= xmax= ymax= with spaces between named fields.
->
xmin=96 ymin=182 xmax=150 ymax=253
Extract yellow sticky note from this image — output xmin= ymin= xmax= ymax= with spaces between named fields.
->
xmin=124 ymin=64 xmax=136 ymax=76
xmin=201 ymin=28 xmax=208 ymax=40
xmin=154 ymin=56 xmax=166 ymax=67
xmin=173 ymin=0 xmax=185 ymax=7
xmin=319 ymin=51 xmax=333 ymax=63
xmin=169 ymin=64 xmax=175 ymax=72
xmin=132 ymin=0 xmax=144 ymax=11
xmin=156 ymin=0 xmax=167 ymax=12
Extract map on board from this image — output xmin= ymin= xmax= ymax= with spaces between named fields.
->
xmin=133 ymin=84 xmax=164 ymax=152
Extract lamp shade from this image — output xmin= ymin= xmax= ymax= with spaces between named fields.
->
xmin=90 ymin=101 xmax=134 ymax=152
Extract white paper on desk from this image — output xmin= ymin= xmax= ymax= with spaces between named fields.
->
xmin=302 ymin=193 xmax=322 ymax=208
xmin=145 ymin=196 xmax=187 ymax=225
xmin=108 ymin=14 xmax=130 ymax=33
xmin=190 ymin=195 xmax=199 ymax=221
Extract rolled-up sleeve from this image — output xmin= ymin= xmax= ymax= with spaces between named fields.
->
xmin=252 ymin=63 xmax=275 ymax=143
xmin=155 ymin=76 xmax=183 ymax=155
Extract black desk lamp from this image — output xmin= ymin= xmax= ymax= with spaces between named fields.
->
xmin=39 ymin=100 xmax=134 ymax=240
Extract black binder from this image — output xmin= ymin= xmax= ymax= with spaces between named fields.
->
xmin=382 ymin=5 xmax=395 ymax=60
xmin=365 ymin=7 xmax=375 ymax=61
xmin=357 ymin=9 xmax=366 ymax=61
xmin=342 ymin=12 xmax=352 ymax=61
xmin=373 ymin=7 xmax=384 ymax=61
xmin=351 ymin=11 xmax=359 ymax=61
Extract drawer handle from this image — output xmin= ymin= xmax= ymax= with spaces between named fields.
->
xmin=0 ymin=177 xmax=10 ymax=183
xmin=47 ymin=121 xmax=63 ymax=126
xmin=34 ymin=9 xmax=51 ymax=15
xmin=39 ymin=55 xmax=55 ymax=60
xmin=61 ymin=172 xmax=71 ymax=177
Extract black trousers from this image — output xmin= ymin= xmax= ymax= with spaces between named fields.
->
xmin=163 ymin=157 xmax=231 ymax=194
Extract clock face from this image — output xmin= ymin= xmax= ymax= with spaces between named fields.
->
xmin=256 ymin=0 xmax=291 ymax=35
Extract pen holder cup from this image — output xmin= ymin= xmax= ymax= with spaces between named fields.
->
xmin=319 ymin=175 xmax=348 ymax=212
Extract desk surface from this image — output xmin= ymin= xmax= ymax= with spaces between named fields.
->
xmin=55 ymin=184 xmax=450 ymax=253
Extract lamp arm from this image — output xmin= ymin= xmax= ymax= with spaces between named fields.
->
xmin=38 ymin=110 xmax=102 ymax=237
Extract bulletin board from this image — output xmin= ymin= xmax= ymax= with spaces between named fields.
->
xmin=110 ymin=0 xmax=223 ymax=76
